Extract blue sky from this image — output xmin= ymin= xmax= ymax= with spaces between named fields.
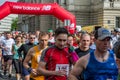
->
xmin=0 ymin=0 xmax=17 ymax=5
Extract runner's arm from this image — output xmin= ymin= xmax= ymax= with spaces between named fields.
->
xmin=23 ymin=48 xmax=33 ymax=69
xmin=68 ymin=57 xmax=87 ymax=80
xmin=37 ymin=61 xmax=66 ymax=76
xmin=12 ymin=45 xmax=15 ymax=54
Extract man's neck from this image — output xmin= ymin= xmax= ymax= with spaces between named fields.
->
xmin=94 ymin=50 xmax=108 ymax=59
xmin=16 ymin=42 xmax=21 ymax=44
xmin=79 ymin=46 xmax=89 ymax=51
xmin=38 ymin=44 xmax=47 ymax=50
xmin=6 ymin=38 xmax=10 ymax=40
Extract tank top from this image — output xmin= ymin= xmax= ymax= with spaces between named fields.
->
xmin=84 ymin=50 xmax=118 ymax=80
xmin=30 ymin=45 xmax=47 ymax=80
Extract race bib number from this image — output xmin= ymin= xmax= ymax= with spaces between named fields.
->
xmin=55 ymin=64 xmax=69 ymax=76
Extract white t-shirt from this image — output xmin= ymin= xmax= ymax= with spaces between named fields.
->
xmin=1 ymin=38 xmax=15 ymax=55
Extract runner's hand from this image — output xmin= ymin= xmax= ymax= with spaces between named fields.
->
xmin=31 ymin=69 xmax=38 ymax=76
xmin=55 ymin=70 xmax=66 ymax=76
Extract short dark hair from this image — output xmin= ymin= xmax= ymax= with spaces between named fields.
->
xmin=54 ymin=27 xmax=68 ymax=37
xmin=15 ymin=35 xmax=22 ymax=40
xmin=94 ymin=30 xmax=98 ymax=39
xmin=6 ymin=31 xmax=11 ymax=35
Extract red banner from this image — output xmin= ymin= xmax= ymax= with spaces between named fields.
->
xmin=0 ymin=1 xmax=76 ymax=34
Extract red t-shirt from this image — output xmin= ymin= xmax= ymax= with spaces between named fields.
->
xmin=41 ymin=46 xmax=71 ymax=80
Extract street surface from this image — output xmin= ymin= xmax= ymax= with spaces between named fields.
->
xmin=0 ymin=65 xmax=16 ymax=80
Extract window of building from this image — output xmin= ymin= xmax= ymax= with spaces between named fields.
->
xmin=116 ymin=0 xmax=120 ymax=1
xmin=38 ymin=0 xmax=41 ymax=2
xmin=56 ymin=0 xmax=60 ymax=4
xmin=30 ymin=0 xmax=33 ymax=3
xmin=37 ymin=0 xmax=41 ymax=3
xmin=116 ymin=17 xmax=120 ymax=28
xmin=108 ymin=20 xmax=111 ymax=24
xmin=56 ymin=0 xmax=66 ymax=5
xmin=30 ymin=0 xmax=37 ymax=3
xmin=21 ymin=0 xmax=25 ymax=2
xmin=25 ymin=0 xmax=29 ymax=2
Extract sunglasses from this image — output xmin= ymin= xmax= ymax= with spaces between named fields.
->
xmin=30 ymin=37 xmax=35 ymax=39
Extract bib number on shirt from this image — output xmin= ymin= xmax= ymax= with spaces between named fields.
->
xmin=55 ymin=64 xmax=69 ymax=76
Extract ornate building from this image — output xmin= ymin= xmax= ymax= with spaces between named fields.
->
xmin=17 ymin=0 xmax=120 ymax=32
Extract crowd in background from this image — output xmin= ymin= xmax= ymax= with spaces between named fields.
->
xmin=0 ymin=27 xmax=119 ymax=80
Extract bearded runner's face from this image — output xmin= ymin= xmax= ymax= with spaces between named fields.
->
xmin=55 ymin=34 xmax=68 ymax=49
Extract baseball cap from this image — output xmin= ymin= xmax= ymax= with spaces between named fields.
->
xmin=94 ymin=28 xmax=112 ymax=40
xmin=48 ymin=29 xmax=53 ymax=32
xmin=114 ymin=28 xmax=120 ymax=32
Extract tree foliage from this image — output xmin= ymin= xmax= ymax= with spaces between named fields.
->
xmin=11 ymin=17 xmax=18 ymax=31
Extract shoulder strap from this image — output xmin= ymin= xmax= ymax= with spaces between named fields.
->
xmin=108 ymin=49 xmax=115 ymax=59
xmin=33 ymin=46 xmax=37 ymax=52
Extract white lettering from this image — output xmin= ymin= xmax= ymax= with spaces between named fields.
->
xmin=42 ymin=5 xmax=51 ymax=11
xmin=69 ymin=23 xmax=75 ymax=30
xmin=13 ymin=5 xmax=22 ymax=9
xmin=22 ymin=6 xmax=40 ymax=10
xmin=13 ymin=5 xmax=40 ymax=11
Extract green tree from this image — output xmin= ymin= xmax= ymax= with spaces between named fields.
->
xmin=11 ymin=17 xmax=18 ymax=31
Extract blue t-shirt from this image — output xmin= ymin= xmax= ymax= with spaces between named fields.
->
xmin=84 ymin=50 xmax=118 ymax=80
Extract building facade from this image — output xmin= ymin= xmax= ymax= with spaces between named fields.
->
xmin=17 ymin=0 xmax=120 ymax=32
xmin=0 ymin=14 xmax=18 ymax=33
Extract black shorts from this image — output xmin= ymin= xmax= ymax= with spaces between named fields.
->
xmin=3 ymin=55 xmax=13 ymax=62
xmin=13 ymin=59 xmax=22 ymax=74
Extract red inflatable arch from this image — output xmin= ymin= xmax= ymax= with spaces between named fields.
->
xmin=0 ymin=1 xmax=76 ymax=34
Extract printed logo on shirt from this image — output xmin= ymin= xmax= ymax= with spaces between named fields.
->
xmin=111 ymin=63 xmax=114 ymax=66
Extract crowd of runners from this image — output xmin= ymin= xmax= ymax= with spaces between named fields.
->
xmin=0 ymin=27 xmax=120 ymax=80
